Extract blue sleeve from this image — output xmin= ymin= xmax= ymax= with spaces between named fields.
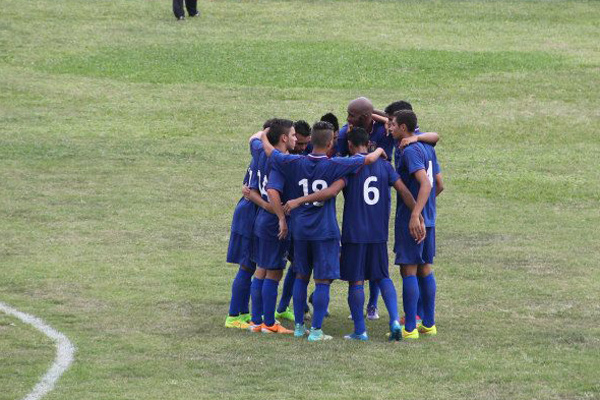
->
xmin=405 ymin=146 xmax=426 ymax=175
xmin=271 ymin=149 xmax=303 ymax=175
xmin=384 ymin=160 xmax=400 ymax=186
xmin=250 ymin=138 xmax=263 ymax=158
xmin=266 ymin=168 xmax=285 ymax=193
xmin=337 ymin=125 xmax=349 ymax=157
xmin=329 ymin=155 xmax=365 ymax=180
xmin=433 ymin=152 xmax=441 ymax=174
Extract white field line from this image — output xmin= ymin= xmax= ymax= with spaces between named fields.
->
xmin=0 ymin=302 xmax=75 ymax=400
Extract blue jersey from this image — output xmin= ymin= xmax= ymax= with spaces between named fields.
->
xmin=395 ymin=142 xmax=440 ymax=228
xmin=251 ymin=144 xmax=291 ymax=240
xmin=270 ymin=150 xmax=365 ymax=241
xmin=230 ymin=140 xmax=262 ymax=237
xmin=341 ymin=155 xmax=400 ymax=243
xmin=394 ymin=127 xmax=436 ymax=170
xmin=338 ymin=122 xmax=395 ymax=160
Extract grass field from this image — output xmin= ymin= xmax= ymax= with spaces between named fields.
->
xmin=1 ymin=0 xmax=599 ymax=399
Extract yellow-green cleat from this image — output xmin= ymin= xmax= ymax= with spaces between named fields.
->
xmin=418 ymin=324 xmax=437 ymax=336
xmin=225 ymin=315 xmax=250 ymax=329
xmin=275 ymin=307 xmax=295 ymax=322
xmin=402 ymin=327 xmax=419 ymax=340
xmin=239 ymin=313 xmax=252 ymax=323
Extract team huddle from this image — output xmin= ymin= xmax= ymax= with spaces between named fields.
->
xmin=225 ymin=97 xmax=443 ymax=341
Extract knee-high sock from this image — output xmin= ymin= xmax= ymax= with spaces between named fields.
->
xmin=418 ymin=273 xmax=437 ymax=328
xmin=402 ymin=276 xmax=419 ymax=332
xmin=250 ymin=278 xmax=264 ymax=325
xmin=228 ymin=267 xmax=253 ymax=316
xmin=367 ymin=280 xmax=380 ymax=309
xmin=292 ymin=278 xmax=309 ymax=324
xmin=348 ymin=285 xmax=366 ymax=335
xmin=262 ymin=278 xmax=279 ymax=327
xmin=311 ymin=283 xmax=330 ymax=330
xmin=378 ymin=278 xmax=399 ymax=327
xmin=277 ymin=266 xmax=295 ymax=313
xmin=417 ymin=294 xmax=424 ymax=320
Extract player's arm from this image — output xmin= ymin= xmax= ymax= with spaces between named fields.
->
xmin=400 ymin=132 xmax=440 ymax=148
xmin=371 ymin=113 xmax=388 ymax=124
xmin=267 ymin=189 xmax=288 ymax=240
xmin=393 ymin=179 xmax=426 ymax=243
xmin=249 ymin=130 xmax=264 ymax=144
xmin=372 ymin=109 xmax=387 ymax=118
xmin=283 ymin=179 xmax=346 ymax=215
xmin=410 ymin=170 xmax=432 ymax=241
xmin=243 ymin=186 xmax=272 ymax=213
xmin=364 ymin=147 xmax=387 ymax=165
xmin=435 ymin=173 xmax=444 ymax=197
xmin=260 ymin=128 xmax=274 ymax=156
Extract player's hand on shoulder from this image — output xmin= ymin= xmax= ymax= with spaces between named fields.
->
xmin=400 ymin=136 xmax=418 ymax=148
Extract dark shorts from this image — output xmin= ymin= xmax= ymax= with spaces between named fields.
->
xmin=394 ymin=226 xmax=435 ymax=265
xmin=227 ymin=232 xmax=256 ymax=271
xmin=294 ymin=239 xmax=340 ymax=280
xmin=252 ymin=235 xmax=290 ymax=270
xmin=340 ymin=242 xmax=389 ymax=282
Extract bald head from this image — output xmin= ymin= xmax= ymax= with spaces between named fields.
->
xmin=347 ymin=97 xmax=374 ymax=129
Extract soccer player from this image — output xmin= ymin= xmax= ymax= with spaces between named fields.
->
xmin=262 ymin=121 xmax=387 ymax=341
xmin=247 ymin=119 xmax=297 ymax=334
xmin=284 ymin=127 xmax=425 ymax=341
xmin=390 ymin=110 xmax=443 ymax=340
xmin=274 ymin=119 xmax=312 ymax=322
xmin=224 ymin=128 xmax=271 ymax=329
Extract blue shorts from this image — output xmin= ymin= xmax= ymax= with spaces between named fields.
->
xmin=340 ymin=242 xmax=389 ymax=282
xmin=293 ymin=239 xmax=340 ymax=280
xmin=252 ymin=235 xmax=290 ymax=270
xmin=394 ymin=227 xmax=435 ymax=265
xmin=226 ymin=232 xmax=256 ymax=271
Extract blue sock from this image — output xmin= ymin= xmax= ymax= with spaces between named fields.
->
xmin=293 ymin=278 xmax=309 ymax=324
xmin=348 ymin=284 xmax=366 ymax=335
xmin=311 ymin=283 xmax=330 ymax=330
xmin=418 ymin=273 xmax=437 ymax=328
xmin=228 ymin=267 xmax=253 ymax=316
xmin=378 ymin=278 xmax=399 ymax=328
xmin=277 ymin=266 xmax=295 ymax=313
xmin=262 ymin=278 xmax=279 ymax=327
xmin=417 ymin=295 xmax=424 ymax=320
xmin=367 ymin=280 xmax=380 ymax=309
xmin=402 ymin=276 xmax=419 ymax=332
xmin=250 ymin=278 xmax=264 ymax=325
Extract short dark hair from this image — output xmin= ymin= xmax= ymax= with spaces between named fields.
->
xmin=262 ymin=118 xmax=275 ymax=130
xmin=320 ymin=113 xmax=339 ymax=132
xmin=394 ymin=110 xmax=418 ymax=133
xmin=311 ymin=121 xmax=334 ymax=148
xmin=267 ymin=119 xmax=294 ymax=146
xmin=385 ymin=101 xmax=413 ymax=116
xmin=293 ymin=120 xmax=311 ymax=138
xmin=347 ymin=127 xmax=369 ymax=148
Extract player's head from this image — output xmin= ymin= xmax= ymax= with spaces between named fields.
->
xmin=347 ymin=127 xmax=369 ymax=155
xmin=347 ymin=97 xmax=373 ymax=129
xmin=384 ymin=101 xmax=413 ymax=133
xmin=390 ymin=110 xmax=417 ymax=139
xmin=262 ymin=118 xmax=275 ymax=130
xmin=267 ymin=118 xmax=297 ymax=152
xmin=384 ymin=101 xmax=413 ymax=116
xmin=292 ymin=120 xmax=311 ymax=154
xmin=320 ymin=113 xmax=340 ymax=142
xmin=311 ymin=121 xmax=334 ymax=151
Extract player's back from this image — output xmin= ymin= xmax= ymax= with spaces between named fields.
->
xmin=341 ymin=156 xmax=397 ymax=244
xmin=271 ymin=151 xmax=364 ymax=241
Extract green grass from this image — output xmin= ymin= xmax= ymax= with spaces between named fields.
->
xmin=1 ymin=0 xmax=599 ymax=399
